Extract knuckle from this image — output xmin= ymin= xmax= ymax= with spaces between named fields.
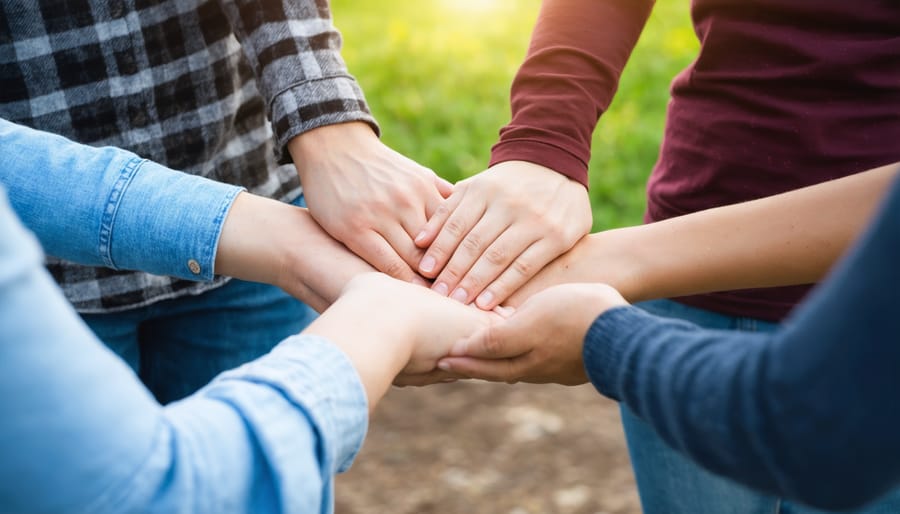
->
xmin=444 ymin=218 xmax=468 ymax=239
xmin=433 ymin=203 xmax=452 ymax=219
xmin=511 ymin=258 xmax=535 ymax=277
xmin=460 ymin=233 xmax=483 ymax=254
xmin=381 ymin=259 xmax=407 ymax=279
xmin=484 ymin=246 xmax=508 ymax=266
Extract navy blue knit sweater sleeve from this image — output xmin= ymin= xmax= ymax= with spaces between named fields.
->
xmin=583 ymin=177 xmax=900 ymax=510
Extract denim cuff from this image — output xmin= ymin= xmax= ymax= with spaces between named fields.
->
xmin=111 ymin=159 xmax=243 ymax=281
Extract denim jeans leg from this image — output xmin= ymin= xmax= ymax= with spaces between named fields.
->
xmin=138 ymin=277 xmax=318 ymax=404
xmin=81 ymin=309 xmax=145 ymax=375
xmin=623 ymin=299 xmax=780 ymax=514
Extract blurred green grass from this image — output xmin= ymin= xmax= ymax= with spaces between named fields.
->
xmin=332 ymin=0 xmax=698 ymax=229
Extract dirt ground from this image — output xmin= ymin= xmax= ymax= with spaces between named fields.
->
xmin=335 ymin=380 xmax=641 ymax=514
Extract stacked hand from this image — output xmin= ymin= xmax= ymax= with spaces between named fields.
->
xmin=415 ymin=161 xmax=592 ymax=309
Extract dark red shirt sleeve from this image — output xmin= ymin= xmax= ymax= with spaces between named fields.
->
xmin=490 ymin=0 xmax=655 ymax=187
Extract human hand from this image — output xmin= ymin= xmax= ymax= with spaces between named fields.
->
xmin=306 ymin=273 xmax=501 ymax=404
xmin=414 ymin=160 xmax=591 ymax=310
xmin=436 ymin=283 xmax=627 ymax=385
xmin=288 ymin=122 xmax=452 ymax=284
xmin=337 ymin=273 xmax=501 ymax=373
xmin=215 ymin=193 xmax=376 ymax=312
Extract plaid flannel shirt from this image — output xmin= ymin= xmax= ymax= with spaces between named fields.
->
xmin=0 ymin=0 xmax=377 ymax=312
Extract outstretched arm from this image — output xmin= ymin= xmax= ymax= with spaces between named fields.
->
xmin=508 ymin=162 xmax=899 ymax=306
xmin=443 ymin=176 xmax=900 ymax=510
xmin=415 ymin=0 xmax=655 ymax=309
xmin=0 ymin=187 xmax=492 ymax=512
xmin=0 ymin=117 xmax=373 ymax=312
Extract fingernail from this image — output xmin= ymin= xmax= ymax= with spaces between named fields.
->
xmin=437 ymin=361 xmax=451 ymax=371
xmin=433 ymin=282 xmax=449 ymax=296
xmin=451 ymin=288 xmax=468 ymax=303
xmin=419 ymin=255 xmax=436 ymax=273
xmin=415 ymin=231 xmax=427 ymax=244
xmin=475 ymin=290 xmax=494 ymax=309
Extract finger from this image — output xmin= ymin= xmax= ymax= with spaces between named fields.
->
xmin=347 ymin=231 xmax=420 ymax=283
xmin=417 ymin=196 xmax=485 ymax=281
xmin=393 ymin=369 xmax=466 ymax=387
xmin=433 ymin=215 xmax=511 ymax=302
xmin=448 ymin=321 xmax=532 ymax=359
xmin=436 ymin=356 xmax=527 ymax=384
xmin=414 ymin=190 xmax=464 ymax=250
xmin=448 ymin=226 xmax=539 ymax=307
xmin=433 ymin=174 xmax=454 ymax=199
xmin=474 ymin=239 xmax=557 ymax=310
xmin=386 ymin=207 xmax=430 ymax=270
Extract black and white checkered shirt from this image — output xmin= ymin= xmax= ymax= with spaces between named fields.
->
xmin=0 ymin=0 xmax=377 ymax=312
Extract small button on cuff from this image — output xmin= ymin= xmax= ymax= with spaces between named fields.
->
xmin=187 ymin=259 xmax=201 ymax=275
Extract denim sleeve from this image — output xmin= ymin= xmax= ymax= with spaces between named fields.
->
xmin=0 ymin=188 xmax=368 ymax=513
xmin=583 ymin=178 xmax=900 ymax=510
xmin=0 ymin=117 xmax=243 ymax=281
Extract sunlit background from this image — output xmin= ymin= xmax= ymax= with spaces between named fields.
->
xmin=329 ymin=1 xmax=698 ymax=513
xmin=332 ymin=0 xmax=698 ymax=230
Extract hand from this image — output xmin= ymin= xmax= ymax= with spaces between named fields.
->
xmin=289 ymin=122 xmax=452 ymax=284
xmin=304 ymin=273 xmax=501 ymax=406
xmin=436 ymin=283 xmax=627 ymax=385
xmin=215 ymin=193 xmax=376 ymax=312
xmin=415 ymin=160 xmax=591 ymax=310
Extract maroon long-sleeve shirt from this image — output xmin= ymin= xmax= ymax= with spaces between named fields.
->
xmin=491 ymin=0 xmax=900 ymax=321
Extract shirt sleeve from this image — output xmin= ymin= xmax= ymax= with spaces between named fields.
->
xmin=0 ymin=117 xmax=243 ymax=281
xmin=215 ymin=0 xmax=379 ymax=164
xmin=0 ymin=190 xmax=368 ymax=513
xmin=489 ymin=0 xmax=654 ymax=187
xmin=582 ymin=176 xmax=900 ymax=510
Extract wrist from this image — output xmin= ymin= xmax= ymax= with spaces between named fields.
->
xmin=287 ymin=121 xmax=377 ymax=168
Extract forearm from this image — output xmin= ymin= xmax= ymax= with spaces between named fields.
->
xmin=622 ymin=163 xmax=898 ymax=300
xmin=215 ymin=192 xmax=375 ymax=312
xmin=490 ymin=0 xmax=654 ymax=186
xmin=302 ymin=289 xmax=413 ymax=412
xmin=519 ymin=163 xmax=898 ymax=303
xmin=587 ymin=175 xmax=900 ymax=509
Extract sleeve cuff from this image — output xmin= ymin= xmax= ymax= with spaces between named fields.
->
xmin=270 ymin=75 xmax=380 ymax=165
xmin=490 ymin=140 xmax=590 ymax=188
xmin=110 ymin=160 xmax=244 ymax=281
xmin=582 ymin=306 xmax=656 ymax=401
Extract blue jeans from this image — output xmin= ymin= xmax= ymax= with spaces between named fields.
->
xmin=82 ymin=193 xmax=317 ymax=404
xmin=83 ymin=277 xmax=317 ymax=404
xmin=625 ymin=299 xmax=900 ymax=514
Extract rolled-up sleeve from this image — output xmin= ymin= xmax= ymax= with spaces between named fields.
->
xmin=216 ymin=0 xmax=379 ymax=163
xmin=0 ymin=117 xmax=243 ymax=281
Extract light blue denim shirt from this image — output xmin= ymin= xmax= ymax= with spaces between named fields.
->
xmin=0 ymin=119 xmax=368 ymax=513
xmin=0 ymin=116 xmax=245 ymax=282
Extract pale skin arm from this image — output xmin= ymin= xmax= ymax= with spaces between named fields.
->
xmin=287 ymin=122 xmax=452 ymax=285
xmin=508 ymin=162 xmax=900 ymax=306
xmin=301 ymin=273 xmax=499 ymax=412
xmin=214 ymin=191 xmax=376 ymax=312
